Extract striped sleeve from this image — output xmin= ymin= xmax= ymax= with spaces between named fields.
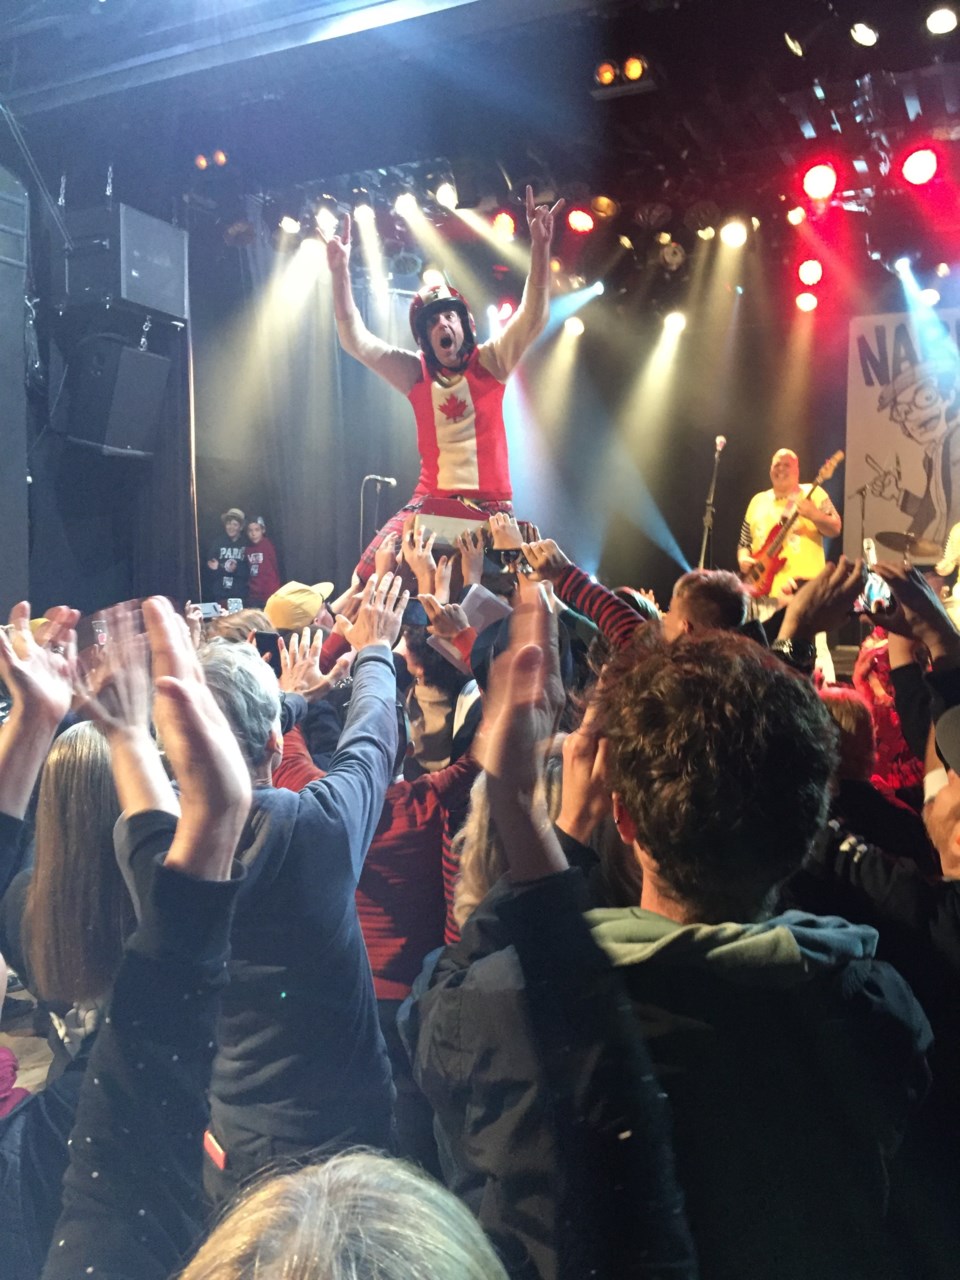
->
xmin=553 ymin=565 xmax=640 ymax=651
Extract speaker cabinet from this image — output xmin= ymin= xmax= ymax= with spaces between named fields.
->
xmin=63 ymin=334 xmax=171 ymax=458
xmin=56 ymin=204 xmax=189 ymax=321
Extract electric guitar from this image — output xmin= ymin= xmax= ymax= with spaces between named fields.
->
xmin=744 ymin=451 xmax=844 ymax=599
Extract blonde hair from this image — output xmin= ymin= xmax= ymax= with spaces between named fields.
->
xmin=206 ymin=609 xmax=273 ymax=644
xmin=819 ymin=685 xmax=876 ymax=782
xmin=181 ymin=1151 xmax=508 ymax=1280
xmin=453 ymin=757 xmax=564 ymax=928
xmin=24 ymin=722 xmax=132 ymax=1004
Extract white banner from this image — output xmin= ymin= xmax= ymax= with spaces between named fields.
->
xmin=845 ymin=309 xmax=960 ymax=563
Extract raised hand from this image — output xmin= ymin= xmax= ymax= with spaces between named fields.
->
xmin=521 ymin=538 xmax=572 ymax=583
xmin=142 ymin=597 xmax=252 ymax=880
xmin=0 ymin=602 xmax=78 ymax=727
xmin=779 ymin=558 xmax=867 ymax=642
xmin=279 ymin=628 xmax=353 ymax=701
xmin=336 ymin=573 xmax=410 ymax=652
xmin=489 ymin=512 xmax=523 ymax=550
xmin=419 ymin=594 xmax=470 ymax=639
xmin=75 ymin=603 xmax=152 ymax=738
xmin=457 ymin=529 xmax=485 ymax=586
xmin=526 ymin=184 xmax=565 ymax=252
xmin=435 ymin=554 xmax=453 ymax=606
xmin=374 ymin=532 xmax=402 ymax=581
xmin=874 ymin=560 xmax=960 ymax=659
xmin=322 ymin=211 xmax=351 ymax=273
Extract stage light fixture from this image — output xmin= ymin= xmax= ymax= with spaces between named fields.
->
xmin=212 ymin=150 xmax=228 ymax=167
xmin=927 ymin=8 xmax=958 ymax=35
xmin=894 ymin=255 xmax=913 ymax=275
xmin=656 ymin=231 xmax=672 ymax=245
xmin=786 ymin=206 xmax=806 ymax=225
xmin=618 ymin=234 xmax=634 ymax=250
xmin=796 ymin=292 xmax=818 ymax=311
xmin=435 ymin=181 xmax=458 ymax=210
xmin=697 ymin=226 xmax=716 ymax=240
xmin=784 ymin=31 xmax=804 ymax=56
xmin=491 ymin=210 xmax=517 ymax=241
xmin=663 ymin=311 xmax=686 ymax=333
xmin=498 ymin=300 xmax=516 ymax=321
xmin=937 ymin=261 xmax=951 ymax=276
xmin=421 ymin=267 xmax=446 ymax=288
xmin=802 ymin=162 xmax=838 ymax=201
xmin=591 ymin=194 xmax=620 ymax=219
xmin=900 ymin=146 xmax=938 ymax=186
xmin=315 ymin=207 xmax=339 ymax=240
xmin=595 ymin=62 xmax=618 ymax=86
xmin=394 ymin=192 xmax=418 ymax=217
xmin=623 ymin=56 xmax=647 ymax=81
xmin=279 ymin=215 xmax=302 ymax=236
xmin=564 ymin=316 xmax=585 ymax=336
xmin=719 ymin=219 xmax=748 ymax=248
xmin=798 ymin=258 xmax=823 ymax=285
xmin=353 ymin=202 xmax=375 ymax=225
xmin=567 ymin=208 xmax=595 ymax=234
xmin=850 ymin=23 xmax=879 ymax=47
xmin=920 ymin=287 xmax=941 ymax=305
xmin=592 ymin=281 xmax=605 ymax=296
xmin=194 ymin=154 xmax=209 ymax=171
xmin=550 ymin=257 xmax=563 ymax=274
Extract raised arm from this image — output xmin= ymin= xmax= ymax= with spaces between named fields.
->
xmin=324 ymin=213 xmax=421 ymax=395
xmin=0 ymin=603 xmax=77 ymax=823
xmin=42 ymin=596 xmax=251 ymax=1280
xmin=480 ymin=186 xmax=563 ymax=381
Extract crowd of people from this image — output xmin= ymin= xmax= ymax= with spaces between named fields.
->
xmin=0 ymin=503 xmax=958 ymax=1279
xmin=0 ymin=191 xmax=957 ymax=1279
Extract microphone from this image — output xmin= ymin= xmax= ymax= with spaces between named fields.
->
xmin=715 ymin=435 xmax=727 ymax=453
xmin=364 ymin=474 xmax=397 ymax=487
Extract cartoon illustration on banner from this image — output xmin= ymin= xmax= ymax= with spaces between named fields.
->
xmin=845 ymin=309 xmax=960 ymax=566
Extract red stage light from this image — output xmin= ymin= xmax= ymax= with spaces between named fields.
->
xmin=567 ymin=208 xmax=595 ymax=234
xmin=795 ymin=291 xmax=818 ymax=312
xmin=901 ymin=147 xmax=938 ymax=186
xmin=491 ymin=210 xmax=516 ymax=241
xmin=802 ymin=162 xmax=838 ymax=201
xmin=798 ymin=258 xmax=823 ymax=285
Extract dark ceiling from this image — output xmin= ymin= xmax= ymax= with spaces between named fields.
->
xmin=2 ymin=0 xmax=960 ymax=264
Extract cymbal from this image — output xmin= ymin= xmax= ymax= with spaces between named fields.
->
xmin=874 ymin=531 xmax=942 ymax=558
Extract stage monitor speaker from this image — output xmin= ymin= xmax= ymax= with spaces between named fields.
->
xmin=56 ymin=204 xmax=189 ymax=321
xmin=63 ymin=335 xmax=171 ymax=459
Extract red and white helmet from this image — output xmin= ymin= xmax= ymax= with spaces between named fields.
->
xmin=409 ymin=282 xmax=476 ymax=366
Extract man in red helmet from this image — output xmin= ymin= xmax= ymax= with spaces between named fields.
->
xmin=324 ymin=186 xmax=562 ymax=577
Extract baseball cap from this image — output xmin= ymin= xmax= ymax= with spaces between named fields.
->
xmin=264 ymin=581 xmax=335 ymax=631
xmin=221 ymin=507 xmax=245 ymax=525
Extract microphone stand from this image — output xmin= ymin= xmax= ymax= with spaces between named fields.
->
xmin=358 ymin=475 xmax=389 ymax=558
xmin=698 ymin=444 xmax=724 ymax=571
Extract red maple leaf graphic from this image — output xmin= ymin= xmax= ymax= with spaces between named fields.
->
xmin=439 ymin=393 xmax=468 ymax=422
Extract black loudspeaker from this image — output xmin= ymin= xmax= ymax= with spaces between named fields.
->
xmin=63 ymin=334 xmax=171 ymax=458
xmin=56 ymin=204 xmax=189 ymax=321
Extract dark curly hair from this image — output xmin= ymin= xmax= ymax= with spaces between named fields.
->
xmin=595 ymin=632 xmax=837 ymax=923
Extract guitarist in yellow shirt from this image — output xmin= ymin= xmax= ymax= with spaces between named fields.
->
xmin=738 ymin=449 xmax=843 ymax=677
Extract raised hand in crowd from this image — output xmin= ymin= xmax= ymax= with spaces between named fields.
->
xmin=489 ymin=511 xmax=524 ymax=550
xmin=526 ymin=183 xmax=565 ymax=256
xmin=777 ymin=557 xmax=866 ymax=643
xmin=419 ymin=593 xmax=470 ymax=640
xmin=457 ymin=529 xmax=485 ymax=587
xmin=322 ymin=209 xmax=351 ymax=273
xmin=144 ymin=596 xmax=252 ymax=879
xmin=874 ymin=560 xmax=960 ymax=663
xmin=279 ymin=626 xmax=353 ymax=701
xmin=402 ymin=520 xmax=439 ymax=595
xmin=0 ymin=602 xmax=78 ymax=819
xmin=336 ymin=572 xmax=409 ymax=651
xmin=555 ymin=704 xmax=611 ymax=846
xmin=521 ymin=537 xmax=573 ymax=583
xmin=435 ymin=554 xmax=453 ymax=606
xmin=374 ymin=531 xmax=402 ymax=581
xmin=479 ymin=584 xmax=567 ymax=882
xmin=75 ymin=600 xmax=179 ymax=819
xmin=183 ymin=600 xmax=204 ymax=650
